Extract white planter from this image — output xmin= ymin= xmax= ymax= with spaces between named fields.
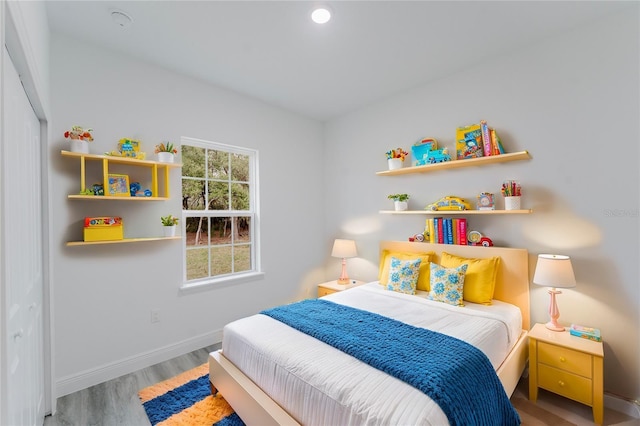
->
xmin=157 ymin=152 xmax=175 ymax=163
xmin=388 ymin=158 xmax=403 ymax=170
xmin=69 ymin=139 xmax=89 ymax=154
xmin=394 ymin=201 xmax=408 ymax=211
xmin=504 ymin=196 xmax=521 ymax=211
xmin=163 ymin=225 xmax=176 ymax=237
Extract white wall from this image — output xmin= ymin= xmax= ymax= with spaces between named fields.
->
xmin=324 ymin=10 xmax=639 ymax=400
xmin=49 ymin=34 xmax=326 ymax=396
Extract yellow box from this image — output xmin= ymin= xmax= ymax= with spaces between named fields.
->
xmin=83 ymin=217 xmax=123 ymax=242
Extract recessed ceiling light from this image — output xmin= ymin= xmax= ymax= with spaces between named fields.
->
xmin=110 ymin=9 xmax=134 ymax=29
xmin=311 ymin=7 xmax=331 ymax=24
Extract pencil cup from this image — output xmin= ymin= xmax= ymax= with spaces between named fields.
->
xmin=504 ymin=196 xmax=521 ymax=210
xmin=388 ymin=158 xmax=403 ymax=170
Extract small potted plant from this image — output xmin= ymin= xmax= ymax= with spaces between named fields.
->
xmin=155 ymin=142 xmax=178 ymax=163
xmin=64 ymin=125 xmax=94 ymax=154
xmin=385 ymin=148 xmax=409 ymax=170
xmin=388 ymin=193 xmax=410 ymax=211
xmin=161 ymin=214 xmax=179 ymax=237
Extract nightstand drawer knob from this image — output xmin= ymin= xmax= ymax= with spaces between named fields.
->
xmin=559 ymin=356 xmax=566 ymax=362
xmin=558 ymin=380 xmax=565 ymax=387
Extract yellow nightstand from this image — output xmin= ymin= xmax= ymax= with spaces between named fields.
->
xmin=528 ymin=323 xmax=604 ymax=424
xmin=317 ymin=280 xmax=365 ymax=297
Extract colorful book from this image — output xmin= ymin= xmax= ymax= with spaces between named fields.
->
xmin=436 ymin=218 xmax=444 ymax=244
xmin=480 ymin=120 xmax=492 ymax=157
xmin=428 ymin=219 xmax=435 ymax=243
xmin=445 ymin=219 xmax=454 ymax=244
xmin=452 ymin=219 xmax=458 ymax=245
xmin=455 ymin=124 xmax=484 ymax=159
xmin=570 ymin=324 xmax=602 ymax=342
xmin=458 ymin=218 xmax=467 ymax=245
xmin=490 ymin=129 xmax=505 ymax=155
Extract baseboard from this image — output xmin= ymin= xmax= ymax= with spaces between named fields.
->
xmin=605 ymin=393 xmax=640 ymax=419
xmin=55 ymin=328 xmax=223 ymax=398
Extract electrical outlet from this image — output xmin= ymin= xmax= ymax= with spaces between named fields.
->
xmin=151 ymin=309 xmax=160 ymax=323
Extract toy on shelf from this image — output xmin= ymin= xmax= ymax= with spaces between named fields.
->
xmin=83 ymin=216 xmax=123 ymax=242
xmin=467 ymin=230 xmax=493 ymax=247
xmin=412 ymin=138 xmax=451 ymax=165
xmin=104 ymin=138 xmax=146 ymax=160
xmin=129 ymin=182 xmax=153 ymax=197
xmin=477 ymin=192 xmax=495 ymax=210
xmin=92 ymin=183 xmax=105 ymax=196
xmin=425 ymin=196 xmax=471 ymax=211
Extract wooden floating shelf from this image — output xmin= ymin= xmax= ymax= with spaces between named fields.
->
xmin=66 ymin=236 xmax=182 ymax=246
xmin=376 ymin=151 xmax=531 ymax=176
xmin=380 ymin=209 xmax=532 ymax=215
xmin=68 ymin=195 xmax=169 ymax=201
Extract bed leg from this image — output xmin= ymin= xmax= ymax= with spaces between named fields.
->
xmin=210 ymin=380 xmax=218 ymax=396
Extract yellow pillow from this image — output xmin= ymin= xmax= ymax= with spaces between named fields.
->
xmin=440 ymin=252 xmax=500 ymax=305
xmin=379 ymin=250 xmax=434 ymax=291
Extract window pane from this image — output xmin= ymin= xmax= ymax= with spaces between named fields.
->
xmin=231 ymin=183 xmax=250 ymax=210
xmin=208 ymin=150 xmax=229 ymax=179
xmin=211 ymin=246 xmax=232 ymax=275
xmin=186 ymin=248 xmax=209 ymax=280
xmin=211 ymin=217 xmax=232 ymax=245
xmin=234 ymin=244 xmax=251 ymax=272
xmin=230 ymin=154 xmax=249 ymax=182
xmin=182 ymin=179 xmax=206 ymax=210
xmin=208 ymin=181 xmax=229 ymax=210
xmin=186 ymin=217 xmax=209 ymax=247
xmin=236 ymin=216 xmax=251 ymax=243
xmin=181 ymin=137 xmax=258 ymax=285
xmin=182 ymin=146 xmax=205 ymax=178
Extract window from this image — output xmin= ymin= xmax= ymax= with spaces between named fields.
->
xmin=181 ymin=137 xmax=261 ymax=288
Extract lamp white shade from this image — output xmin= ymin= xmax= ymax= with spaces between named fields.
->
xmin=331 ymin=239 xmax=357 ymax=285
xmin=533 ymin=254 xmax=576 ymax=331
xmin=533 ymin=254 xmax=576 ymax=288
xmin=331 ymin=239 xmax=357 ymax=259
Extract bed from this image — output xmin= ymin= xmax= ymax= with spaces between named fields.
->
xmin=209 ymin=241 xmax=530 ymax=425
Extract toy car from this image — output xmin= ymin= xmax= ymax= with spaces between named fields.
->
xmin=425 ymin=196 xmax=472 ymax=211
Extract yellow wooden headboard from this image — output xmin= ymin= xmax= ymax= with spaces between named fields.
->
xmin=380 ymin=241 xmax=530 ymax=330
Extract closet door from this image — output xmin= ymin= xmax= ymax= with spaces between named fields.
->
xmin=2 ymin=46 xmax=45 ymax=426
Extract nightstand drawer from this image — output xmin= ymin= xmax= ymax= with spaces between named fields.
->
xmin=538 ymin=342 xmax=592 ymax=377
xmin=538 ymin=364 xmax=592 ymax=405
xmin=317 ymin=287 xmax=336 ymax=297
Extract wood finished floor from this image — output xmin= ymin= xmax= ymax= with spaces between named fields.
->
xmin=44 ymin=344 xmax=219 ymax=426
xmin=45 ymin=344 xmax=637 ymax=426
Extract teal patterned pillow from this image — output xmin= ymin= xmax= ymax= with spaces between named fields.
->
xmin=386 ymin=257 xmax=421 ymax=295
xmin=427 ymin=262 xmax=468 ymax=306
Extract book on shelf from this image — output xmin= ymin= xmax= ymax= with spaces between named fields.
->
xmin=569 ymin=324 xmax=602 ymax=342
xmin=480 ymin=120 xmax=492 ymax=157
xmin=425 ymin=218 xmax=468 ymax=245
xmin=457 ymin=218 xmax=467 ymax=245
xmin=445 ymin=218 xmax=454 ymax=244
xmin=455 ymin=124 xmax=484 ymax=159
xmin=490 ymin=129 xmax=505 ymax=155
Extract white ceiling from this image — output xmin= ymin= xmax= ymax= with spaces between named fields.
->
xmin=45 ymin=1 xmax=632 ymax=121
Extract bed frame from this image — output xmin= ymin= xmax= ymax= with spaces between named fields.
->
xmin=209 ymin=241 xmax=530 ymax=425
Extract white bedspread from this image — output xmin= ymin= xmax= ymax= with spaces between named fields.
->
xmin=222 ymin=282 xmax=522 ymax=425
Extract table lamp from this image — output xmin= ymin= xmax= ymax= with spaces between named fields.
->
xmin=331 ymin=239 xmax=357 ymax=284
xmin=533 ymin=254 xmax=576 ymax=331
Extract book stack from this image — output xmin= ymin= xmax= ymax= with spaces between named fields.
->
xmin=425 ymin=218 xmax=468 ymax=245
xmin=569 ymin=324 xmax=602 ymax=342
xmin=455 ymin=120 xmax=505 ymax=160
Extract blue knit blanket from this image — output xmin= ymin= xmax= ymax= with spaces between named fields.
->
xmin=261 ymin=299 xmax=520 ymax=426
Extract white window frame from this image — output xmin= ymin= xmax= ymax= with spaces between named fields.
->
xmin=179 ymin=136 xmax=263 ymax=292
